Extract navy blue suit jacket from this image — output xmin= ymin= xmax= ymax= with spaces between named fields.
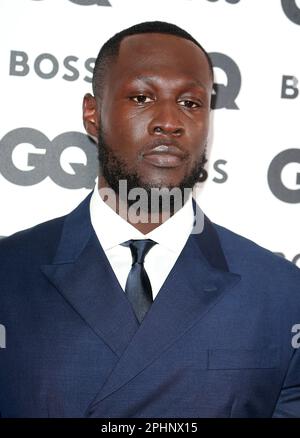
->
xmin=0 ymin=192 xmax=300 ymax=417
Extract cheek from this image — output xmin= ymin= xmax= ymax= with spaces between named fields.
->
xmin=131 ymin=116 xmax=148 ymax=139
xmin=118 ymin=118 xmax=149 ymax=153
xmin=193 ymin=114 xmax=209 ymax=134
xmin=187 ymin=120 xmax=209 ymax=147
xmin=186 ymin=121 xmax=209 ymax=162
xmin=104 ymin=109 xmax=149 ymax=149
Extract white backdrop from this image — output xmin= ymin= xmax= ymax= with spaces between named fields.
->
xmin=0 ymin=0 xmax=299 ymax=266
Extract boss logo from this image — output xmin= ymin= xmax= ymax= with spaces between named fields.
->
xmin=0 ymin=128 xmax=228 ymax=189
xmin=9 ymin=51 xmax=94 ymax=83
xmin=212 ymin=160 xmax=228 ymax=183
xmin=281 ymin=0 xmax=300 ymax=25
xmin=281 ymin=75 xmax=299 ymax=99
xmin=9 ymin=50 xmax=241 ymax=110
xmin=268 ymin=149 xmax=300 ymax=203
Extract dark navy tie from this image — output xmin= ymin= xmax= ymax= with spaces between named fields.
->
xmin=121 ymin=239 xmax=157 ymax=324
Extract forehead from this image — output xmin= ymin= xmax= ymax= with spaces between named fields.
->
xmin=108 ymin=33 xmax=212 ymax=89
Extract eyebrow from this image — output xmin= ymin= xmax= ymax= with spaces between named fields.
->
xmin=133 ymin=75 xmax=206 ymax=91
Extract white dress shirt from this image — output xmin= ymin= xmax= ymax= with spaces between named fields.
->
xmin=89 ymin=178 xmax=195 ymax=299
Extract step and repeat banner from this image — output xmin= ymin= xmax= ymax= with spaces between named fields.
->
xmin=0 ymin=0 xmax=299 ymax=266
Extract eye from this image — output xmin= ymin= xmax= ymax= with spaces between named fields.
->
xmin=178 ymin=99 xmax=201 ymax=109
xmin=130 ymin=95 xmax=153 ymax=104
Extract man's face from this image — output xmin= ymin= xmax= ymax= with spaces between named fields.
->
xmin=88 ymin=33 xmax=212 ymax=195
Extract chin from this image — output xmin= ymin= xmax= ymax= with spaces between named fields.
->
xmin=141 ymin=179 xmax=183 ymax=191
xmin=141 ymin=172 xmax=188 ymax=190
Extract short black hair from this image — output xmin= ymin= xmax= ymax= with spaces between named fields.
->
xmin=92 ymin=20 xmax=214 ymax=98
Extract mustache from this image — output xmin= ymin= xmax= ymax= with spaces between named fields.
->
xmin=140 ymin=138 xmax=188 ymax=159
xmin=98 ymin=127 xmax=188 ymax=159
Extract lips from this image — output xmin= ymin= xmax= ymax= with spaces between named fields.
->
xmin=142 ymin=143 xmax=187 ymax=168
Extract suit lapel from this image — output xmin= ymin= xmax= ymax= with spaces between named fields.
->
xmin=86 ymin=201 xmax=241 ymax=416
xmin=40 ymin=192 xmax=241 ymax=415
xmin=41 ymin=192 xmax=140 ymax=358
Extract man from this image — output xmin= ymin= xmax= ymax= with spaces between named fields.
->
xmin=0 ymin=21 xmax=300 ymax=418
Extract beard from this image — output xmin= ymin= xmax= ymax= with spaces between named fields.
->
xmin=97 ymin=129 xmax=208 ymax=215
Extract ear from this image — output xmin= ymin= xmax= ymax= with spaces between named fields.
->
xmin=82 ymin=93 xmax=99 ymax=143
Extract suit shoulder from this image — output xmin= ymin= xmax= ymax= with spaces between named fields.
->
xmin=213 ymin=221 xmax=300 ymax=279
xmin=0 ymin=214 xmax=66 ymax=264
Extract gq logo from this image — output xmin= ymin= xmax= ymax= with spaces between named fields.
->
xmin=206 ymin=0 xmax=240 ymax=3
xmin=0 ymin=128 xmax=98 ymax=189
xmin=67 ymin=0 xmax=111 ymax=4
xmin=210 ymin=53 xmax=241 ymax=109
xmin=0 ymin=128 xmax=228 ymax=189
xmin=268 ymin=149 xmax=300 ymax=203
xmin=276 ymin=252 xmax=300 ymax=267
xmin=281 ymin=0 xmax=300 ymax=25
xmin=33 ymin=0 xmax=112 ymax=5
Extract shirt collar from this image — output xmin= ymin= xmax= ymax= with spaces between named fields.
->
xmin=90 ymin=178 xmax=195 ymax=253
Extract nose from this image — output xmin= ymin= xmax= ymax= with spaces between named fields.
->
xmin=148 ymin=101 xmax=184 ymax=137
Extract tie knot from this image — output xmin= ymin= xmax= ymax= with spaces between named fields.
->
xmin=122 ymin=239 xmax=157 ymax=264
